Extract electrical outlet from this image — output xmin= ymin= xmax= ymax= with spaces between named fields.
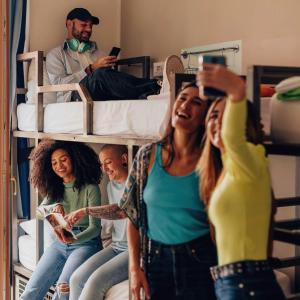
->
xmin=153 ymin=61 xmax=164 ymax=77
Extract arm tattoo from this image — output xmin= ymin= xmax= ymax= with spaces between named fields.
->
xmin=87 ymin=204 xmax=126 ymax=220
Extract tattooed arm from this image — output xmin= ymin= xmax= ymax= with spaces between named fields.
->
xmin=87 ymin=204 xmax=126 ymax=220
xmin=65 ymin=204 xmax=126 ymax=227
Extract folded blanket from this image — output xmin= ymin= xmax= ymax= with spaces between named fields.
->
xmin=277 ymin=87 xmax=300 ymax=101
xmin=276 ymin=76 xmax=300 ymax=93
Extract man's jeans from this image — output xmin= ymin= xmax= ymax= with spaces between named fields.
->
xmin=69 ymin=246 xmax=128 ymax=300
xmin=20 ymin=234 xmax=101 ymax=300
xmin=78 ymin=68 xmax=160 ymax=101
xmin=214 ymin=270 xmax=286 ymax=300
xmin=147 ymin=234 xmax=217 ymax=300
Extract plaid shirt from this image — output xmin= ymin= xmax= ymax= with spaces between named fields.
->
xmin=119 ymin=143 xmax=153 ymax=271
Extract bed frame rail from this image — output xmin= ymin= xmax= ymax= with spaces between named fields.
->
xmin=17 ymin=51 xmax=93 ymax=134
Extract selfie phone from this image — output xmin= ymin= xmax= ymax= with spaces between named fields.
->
xmin=109 ymin=47 xmax=121 ymax=57
xmin=199 ymin=55 xmax=227 ymax=99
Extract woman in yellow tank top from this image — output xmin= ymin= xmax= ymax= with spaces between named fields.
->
xmin=197 ymin=64 xmax=285 ymax=300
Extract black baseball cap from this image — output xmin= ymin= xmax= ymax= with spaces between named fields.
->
xmin=66 ymin=8 xmax=100 ymax=25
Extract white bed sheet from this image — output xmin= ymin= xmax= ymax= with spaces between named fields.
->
xmin=17 ymin=99 xmax=170 ymax=138
xmin=18 ymin=235 xmax=129 ymax=300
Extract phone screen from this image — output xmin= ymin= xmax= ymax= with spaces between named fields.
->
xmin=109 ymin=47 xmax=121 ymax=57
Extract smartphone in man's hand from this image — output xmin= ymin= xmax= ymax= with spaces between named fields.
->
xmin=199 ymin=55 xmax=227 ymax=99
xmin=109 ymin=47 xmax=121 ymax=57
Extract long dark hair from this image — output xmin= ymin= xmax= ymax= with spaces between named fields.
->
xmin=198 ymin=99 xmax=264 ymax=206
xmin=159 ymin=81 xmax=211 ymax=167
xmin=29 ymin=140 xmax=102 ymax=202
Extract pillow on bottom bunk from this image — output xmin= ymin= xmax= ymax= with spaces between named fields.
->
xmin=19 ymin=218 xmax=56 ymax=249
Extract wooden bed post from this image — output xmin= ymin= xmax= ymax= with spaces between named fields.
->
xmin=35 ymin=51 xmax=44 ymax=132
xmin=78 ymin=83 xmax=93 ymax=135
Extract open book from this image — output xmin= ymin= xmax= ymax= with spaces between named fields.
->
xmin=37 ymin=206 xmax=77 ymax=239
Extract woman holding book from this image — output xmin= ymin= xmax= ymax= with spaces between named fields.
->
xmin=197 ymin=64 xmax=285 ymax=299
xmin=21 ymin=140 xmax=102 ymax=300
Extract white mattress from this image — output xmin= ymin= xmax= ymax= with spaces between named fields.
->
xmin=17 ymin=99 xmax=170 ymax=138
xmin=18 ymin=235 xmax=37 ymax=271
xmin=18 ymin=235 xmax=129 ymax=300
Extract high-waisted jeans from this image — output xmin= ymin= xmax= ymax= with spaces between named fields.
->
xmin=147 ymin=234 xmax=217 ymax=300
xmin=214 ymin=267 xmax=286 ymax=300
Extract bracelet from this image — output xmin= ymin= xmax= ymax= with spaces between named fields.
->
xmin=85 ymin=207 xmax=89 ymax=215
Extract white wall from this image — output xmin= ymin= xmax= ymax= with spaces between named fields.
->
xmin=121 ymin=0 xmax=300 ymax=73
xmin=29 ymin=0 xmax=121 ymax=54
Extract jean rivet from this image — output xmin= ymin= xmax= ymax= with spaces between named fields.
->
xmin=191 ymin=249 xmax=196 ymax=253
xmin=155 ymin=250 xmax=159 ymax=254
xmin=238 ymin=283 xmax=244 ymax=288
xmin=250 ymin=291 xmax=255 ymax=296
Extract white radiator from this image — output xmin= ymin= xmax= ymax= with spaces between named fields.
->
xmin=15 ymin=273 xmax=55 ymax=300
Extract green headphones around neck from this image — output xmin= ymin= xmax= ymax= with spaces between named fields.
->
xmin=67 ymin=38 xmax=91 ymax=53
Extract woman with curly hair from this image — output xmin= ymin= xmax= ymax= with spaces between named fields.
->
xmin=21 ymin=140 xmax=102 ymax=300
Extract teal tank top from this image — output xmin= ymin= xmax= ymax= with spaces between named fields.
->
xmin=143 ymin=144 xmax=209 ymax=245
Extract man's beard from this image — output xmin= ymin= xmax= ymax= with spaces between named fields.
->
xmin=72 ymin=27 xmax=91 ymax=42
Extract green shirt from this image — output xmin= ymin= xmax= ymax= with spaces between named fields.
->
xmin=41 ymin=182 xmax=101 ymax=244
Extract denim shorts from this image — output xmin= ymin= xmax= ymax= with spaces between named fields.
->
xmin=147 ymin=234 xmax=217 ymax=300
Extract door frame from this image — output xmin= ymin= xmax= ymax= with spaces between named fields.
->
xmin=0 ymin=0 xmax=10 ymax=299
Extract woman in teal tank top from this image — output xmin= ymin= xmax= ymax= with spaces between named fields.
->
xmin=121 ymin=82 xmax=218 ymax=300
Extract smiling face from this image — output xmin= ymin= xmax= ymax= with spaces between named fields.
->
xmin=99 ymin=148 xmax=128 ymax=183
xmin=171 ymin=86 xmax=208 ymax=133
xmin=51 ymin=149 xmax=75 ymax=183
xmin=68 ymin=19 xmax=93 ymax=42
xmin=206 ymin=99 xmax=226 ymax=150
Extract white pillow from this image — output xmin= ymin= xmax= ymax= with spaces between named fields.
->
xmin=19 ymin=218 xmax=56 ymax=248
xmin=26 ymin=60 xmax=57 ymax=105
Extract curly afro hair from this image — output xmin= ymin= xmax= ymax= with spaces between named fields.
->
xmin=29 ymin=139 xmax=102 ymax=202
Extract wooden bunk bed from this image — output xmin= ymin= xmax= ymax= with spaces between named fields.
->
xmin=12 ymin=50 xmax=189 ymax=299
xmin=12 ymin=50 xmax=166 ymax=299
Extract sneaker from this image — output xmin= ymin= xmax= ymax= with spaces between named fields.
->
xmin=160 ymin=55 xmax=184 ymax=94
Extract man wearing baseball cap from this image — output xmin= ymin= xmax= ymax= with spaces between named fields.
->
xmin=46 ymin=7 xmax=160 ymax=102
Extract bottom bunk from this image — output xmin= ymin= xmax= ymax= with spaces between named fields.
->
xmin=14 ymin=219 xmax=129 ymax=300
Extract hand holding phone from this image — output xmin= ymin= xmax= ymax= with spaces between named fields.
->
xmin=198 ymin=55 xmax=227 ymax=99
xmin=109 ymin=47 xmax=121 ymax=57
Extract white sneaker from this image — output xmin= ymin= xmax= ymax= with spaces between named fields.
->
xmin=160 ymin=55 xmax=184 ymax=94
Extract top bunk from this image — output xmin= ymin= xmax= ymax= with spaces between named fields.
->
xmin=14 ymin=51 xmax=170 ymax=146
xmin=14 ymin=51 xmax=300 ymax=151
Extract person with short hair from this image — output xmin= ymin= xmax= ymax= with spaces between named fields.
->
xmin=65 ymin=144 xmax=129 ymax=300
xmin=21 ymin=140 xmax=102 ymax=300
xmin=46 ymin=7 xmax=160 ymax=102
